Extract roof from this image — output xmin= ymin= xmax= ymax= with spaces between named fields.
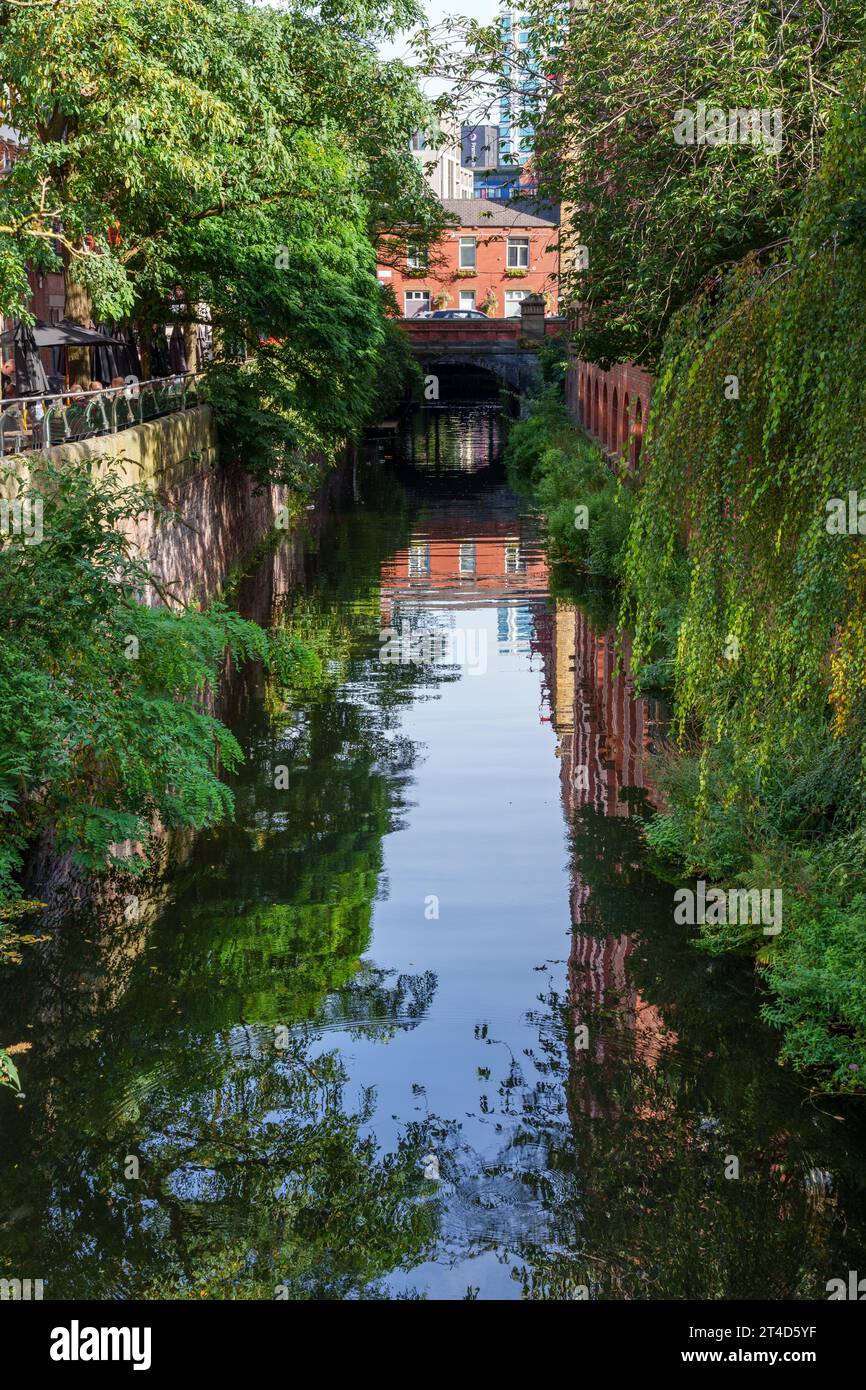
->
xmin=440 ymin=198 xmax=560 ymax=228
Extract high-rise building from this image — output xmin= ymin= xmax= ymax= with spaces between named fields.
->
xmin=497 ymin=6 xmax=536 ymax=168
xmin=460 ymin=8 xmax=540 ymax=200
xmin=410 ymin=118 xmax=474 ymax=201
xmin=461 ymin=124 xmax=500 ymax=178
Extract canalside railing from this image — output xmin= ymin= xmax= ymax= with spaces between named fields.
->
xmin=0 ymin=372 xmax=202 ymax=456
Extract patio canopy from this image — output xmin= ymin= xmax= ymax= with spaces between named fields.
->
xmin=0 ymin=319 xmax=125 ymax=348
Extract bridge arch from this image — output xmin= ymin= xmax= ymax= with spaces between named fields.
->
xmin=413 ymin=351 xmax=537 ymax=396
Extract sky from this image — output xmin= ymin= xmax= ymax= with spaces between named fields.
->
xmin=378 ymin=0 xmax=499 ymax=100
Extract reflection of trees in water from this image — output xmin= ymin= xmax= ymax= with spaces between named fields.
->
xmin=0 ymin=690 xmax=443 ymax=1296
xmin=1 ymin=1022 xmax=441 ymax=1299
xmin=0 ymin=469 xmax=454 ymax=1299
xmin=438 ymin=806 xmax=866 ymax=1300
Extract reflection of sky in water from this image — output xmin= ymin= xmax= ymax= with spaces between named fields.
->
xmin=3 ymin=418 xmax=866 ymax=1302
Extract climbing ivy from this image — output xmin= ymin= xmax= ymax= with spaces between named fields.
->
xmin=621 ymin=76 xmax=866 ymax=1087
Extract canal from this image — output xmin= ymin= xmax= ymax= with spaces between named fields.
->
xmin=2 ymin=384 xmax=866 ymax=1300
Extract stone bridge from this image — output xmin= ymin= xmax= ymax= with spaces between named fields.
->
xmin=402 ymin=312 xmax=567 ymax=396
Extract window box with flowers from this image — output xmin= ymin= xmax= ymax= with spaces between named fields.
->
xmin=456 ymin=269 xmax=476 ymax=279
xmin=506 ymin=268 xmax=528 ymax=278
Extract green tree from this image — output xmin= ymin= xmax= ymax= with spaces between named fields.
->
xmin=428 ymin=0 xmax=866 ymax=365
xmin=0 ymin=0 xmax=442 ymax=468
xmin=0 ymin=460 xmax=305 ymax=908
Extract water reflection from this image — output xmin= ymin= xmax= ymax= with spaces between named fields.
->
xmin=2 ymin=400 xmax=866 ymax=1301
xmin=400 ymin=401 xmax=504 ymax=474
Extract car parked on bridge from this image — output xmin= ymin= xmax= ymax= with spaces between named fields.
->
xmin=426 ymin=309 xmax=491 ymax=320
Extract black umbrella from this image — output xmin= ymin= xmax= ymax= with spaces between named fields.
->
xmin=122 ymin=329 xmax=143 ymax=380
xmin=196 ymin=322 xmax=212 ymax=365
xmin=148 ymin=329 xmax=171 ymax=378
xmin=0 ymin=319 xmax=125 ymax=350
xmin=168 ymin=322 xmax=188 ymax=373
xmin=91 ymin=323 xmax=122 ymax=384
xmin=12 ymin=321 xmax=50 ymax=396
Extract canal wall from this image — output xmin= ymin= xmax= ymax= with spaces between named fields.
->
xmin=565 ymin=359 xmax=653 ymax=469
xmin=14 ymin=410 xmax=356 ymax=921
xmin=2 ymin=405 xmax=302 ymax=607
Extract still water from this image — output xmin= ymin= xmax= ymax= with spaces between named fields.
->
xmin=2 ymin=393 xmax=866 ymax=1300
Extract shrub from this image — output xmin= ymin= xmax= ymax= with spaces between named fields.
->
xmin=505 ymin=394 xmax=634 ymax=581
xmin=0 ymin=460 xmax=307 ymax=910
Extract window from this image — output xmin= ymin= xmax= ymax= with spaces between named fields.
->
xmin=458 ymin=237 xmax=476 ymax=270
xmin=459 ymin=290 xmax=476 ymax=311
xmin=507 ymin=238 xmax=530 ymax=269
xmin=407 ymin=240 xmax=428 ymax=271
xmin=505 ymin=544 xmax=525 ymax=573
xmin=410 ymin=131 xmax=426 ymax=151
xmin=459 ymin=543 xmax=476 ymax=575
xmin=404 ymin=290 xmax=430 ymax=317
xmin=505 ymin=289 xmax=529 ymax=318
xmin=409 ymin=543 xmax=431 ymax=576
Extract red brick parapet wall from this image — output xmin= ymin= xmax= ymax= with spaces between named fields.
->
xmin=565 ymin=359 xmax=653 ymax=471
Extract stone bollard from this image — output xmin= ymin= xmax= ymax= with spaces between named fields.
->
xmin=520 ymin=293 xmax=546 ymax=341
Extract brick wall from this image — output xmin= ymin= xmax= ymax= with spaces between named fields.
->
xmin=566 ymin=358 xmax=653 ymax=470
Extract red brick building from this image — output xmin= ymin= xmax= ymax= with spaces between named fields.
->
xmin=378 ymin=198 xmax=559 ymax=319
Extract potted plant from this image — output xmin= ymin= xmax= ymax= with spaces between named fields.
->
xmin=432 ymin=290 xmax=452 ymax=309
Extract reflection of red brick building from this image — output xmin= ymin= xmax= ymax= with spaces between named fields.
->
xmin=537 ymin=601 xmax=676 ymax=1119
xmin=379 ymin=511 xmax=549 ymax=625
xmin=378 ymin=199 xmax=559 ymax=320
xmin=551 ymin=607 xmax=655 ymax=822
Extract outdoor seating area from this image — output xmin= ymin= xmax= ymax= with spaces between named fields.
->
xmin=0 ymin=315 xmax=209 ymax=455
xmin=0 ymin=373 xmax=201 ymax=455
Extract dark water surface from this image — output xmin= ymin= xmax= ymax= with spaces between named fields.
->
xmin=2 ymin=396 xmax=866 ymax=1300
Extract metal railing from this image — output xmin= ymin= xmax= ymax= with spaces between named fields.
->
xmin=0 ymin=372 xmax=202 ymax=455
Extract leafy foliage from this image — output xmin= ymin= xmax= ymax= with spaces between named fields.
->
xmin=0 ymin=460 xmax=305 ymax=907
xmin=0 ymin=0 xmax=440 ymax=474
xmin=623 ymin=75 xmax=866 ymax=1087
xmin=446 ymin=0 xmax=866 ymax=365
xmin=505 ymin=392 xmax=634 ymax=581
